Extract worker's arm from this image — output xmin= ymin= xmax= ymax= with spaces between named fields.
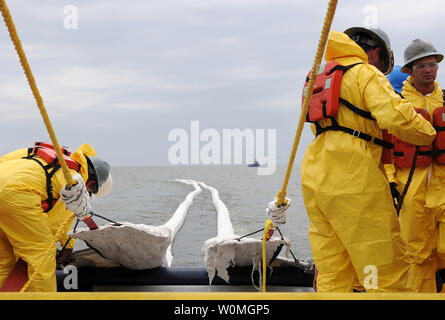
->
xmin=364 ymin=68 xmax=436 ymax=146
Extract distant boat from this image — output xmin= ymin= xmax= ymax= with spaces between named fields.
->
xmin=248 ymin=160 xmax=260 ymax=167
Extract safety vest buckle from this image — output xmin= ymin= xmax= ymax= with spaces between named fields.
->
xmin=352 ymin=129 xmax=360 ymax=138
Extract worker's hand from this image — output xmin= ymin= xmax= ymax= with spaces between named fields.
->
xmin=266 ymin=197 xmax=291 ymax=225
xmin=56 ymin=248 xmax=73 ymax=266
xmin=390 ymin=182 xmax=400 ymax=208
xmin=61 ymin=174 xmax=92 ymax=218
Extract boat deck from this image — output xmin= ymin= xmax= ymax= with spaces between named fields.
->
xmin=56 ymin=249 xmax=315 ymax=292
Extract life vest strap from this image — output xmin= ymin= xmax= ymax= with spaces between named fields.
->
xmin=339 ymin=97 xmax=375 ymax=120
xmin=395 ymin=91 xmax=405 ymax=99
xmin=394 ymin=150 xmax=434 ymax=157
xmin=305 ymin=62 xmax=363 ymax=82
xmin=308 ymin=62 xmax=395 ymax=155
xmin=22 ymin=142 xmax=80 ymax=213
xmin=326 ymin=62 xmax=363 ymax=75
xmin=24 ymin=156 xmax=60 ymax=213
xmin=315 ymin=121 xmax=393 ymax=149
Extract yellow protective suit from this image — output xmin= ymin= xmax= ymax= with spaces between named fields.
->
xmin=0 ymin=143 xmax=96 ymax=292
xmin=385 ymin=79 xmax=444 ymax=292
xmin=301 ymin=31 xmax=437 ymax=293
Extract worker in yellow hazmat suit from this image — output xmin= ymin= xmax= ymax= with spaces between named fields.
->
xmin=297 ymin=27 xmax=436 ymax=292
xmin=385 ymin=39 xmax=444 ymax=292
xmin=0 ymin=143 xmax=112 ymax=291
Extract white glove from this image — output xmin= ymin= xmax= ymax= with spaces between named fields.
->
xmin=61 ymin=174 xmax=92 ymax=218
xmin=266 ymin=197 xmax=291 ymax=225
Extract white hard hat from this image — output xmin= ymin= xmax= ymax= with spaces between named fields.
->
xmin=86 ymin=155 xmax=112 ymax=198
xmin=401 ymin=39 xmax=443 ymax=73
xmin=344 ymin=26 xmax=394 ymax=75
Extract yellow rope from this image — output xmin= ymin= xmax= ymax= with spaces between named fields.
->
xmin=262 ymin=219 xmax=274 ymax=293
xmin=20 ymin=218 xmax=73 ymax=292
xmin=0 ymin=0 xmax=76 ymax=292
xmin=275 ymin=0 xmax=338 ymax=205
xmin=0 ymin=0 xmax=75 ymax=187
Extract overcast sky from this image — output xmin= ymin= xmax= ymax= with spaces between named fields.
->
xmin=1 ymin=0 xmax=444 ymax=167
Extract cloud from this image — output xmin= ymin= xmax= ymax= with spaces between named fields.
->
xmin=0 ymin=64 xmax=178 ymax=119
xmin=1 ymin=1 xmax=445 ymax=165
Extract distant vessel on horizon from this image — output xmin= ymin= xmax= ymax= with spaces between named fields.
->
xmin=248 ymin=159 xmax=260 ymax=167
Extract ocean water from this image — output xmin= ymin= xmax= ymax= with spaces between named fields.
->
xmin=84 ymin=164 xmax=312 ymax=267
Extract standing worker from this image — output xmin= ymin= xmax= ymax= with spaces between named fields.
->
xmin=268 ymin=26 xmax=436 ymax=292
xmin=385 ymin=39 xmax=444 ymax=292
xmin=0 ymin=142 xmax=112 ymax=292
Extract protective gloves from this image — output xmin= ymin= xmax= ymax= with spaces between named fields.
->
xmin=390 ymin=182 xmax=400 ymax=208
xmin=61 ymin=173 xmax=92 ymax=218
xmin=266 ymin=197 xmax=291 ymax=225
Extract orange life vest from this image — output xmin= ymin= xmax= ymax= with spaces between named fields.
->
xmin=393 ymin=108 xmax=434 ymax=168
xmin=381 ymin=129 xmax=393 ymax=164
xmin=31 ymin=142 xmax=80 ymax=171
xmin=303 ymin=62 xmax=346 ymax=122
xmin=24 ymin=142 xmax=81 ymax=212
xmin=303 ymin=62 xmax=394 ymax=163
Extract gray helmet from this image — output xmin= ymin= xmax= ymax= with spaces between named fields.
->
xmin=401 ymin=39 xmax=444 ymax=73
xmin=344 ymin=26 xmax=395 ymax=75
xmin=86 ymin=155 xmax=112 ymax=198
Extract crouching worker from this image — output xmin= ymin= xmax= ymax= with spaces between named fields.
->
xmin=0 ymin=142 xmax=112 ymax=292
